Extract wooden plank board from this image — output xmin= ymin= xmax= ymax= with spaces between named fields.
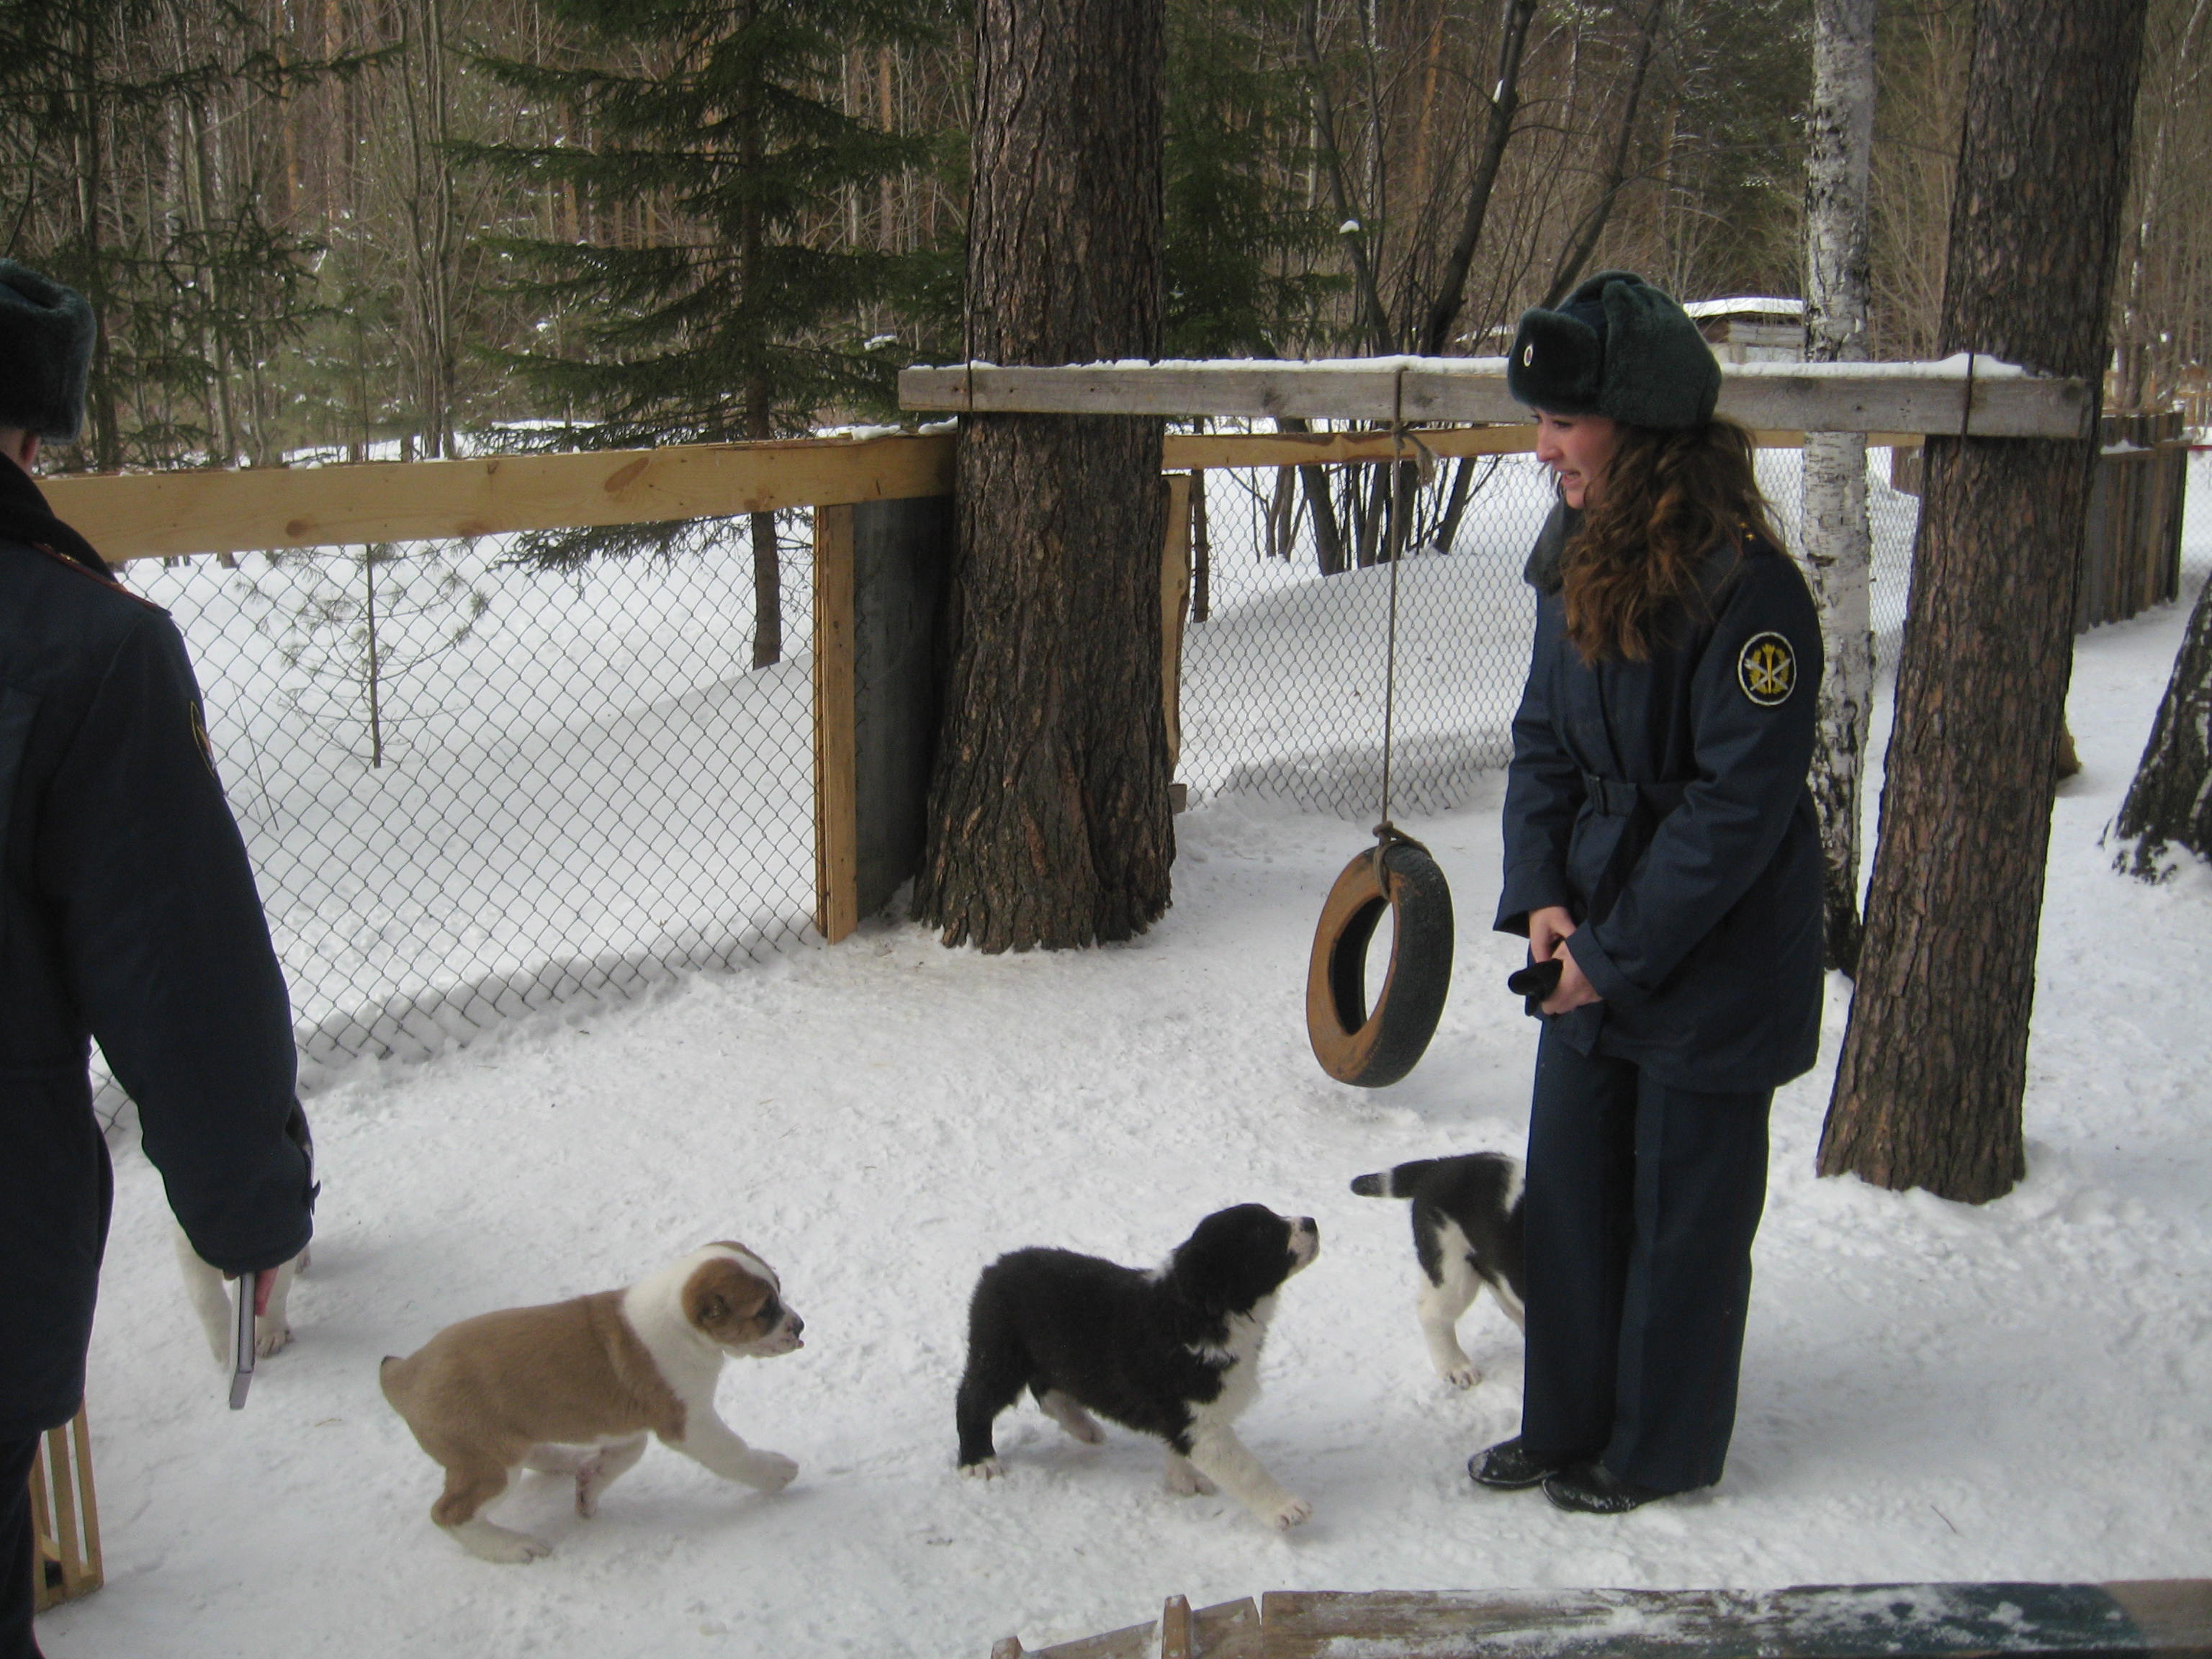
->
xmin=899 ymin=359 xmax=2087 ymax=439
xmin=1010 ymin=1596 xmax=1261 ymax=1659
xmin=40 ymin=432 xmax=958 ymax=563
xmin=1259 ymin=1583 xmax=2212 ymax=1659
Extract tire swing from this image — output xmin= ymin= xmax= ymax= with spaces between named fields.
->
xmin=1305 ymin=404 xmax=1455 ymax=1087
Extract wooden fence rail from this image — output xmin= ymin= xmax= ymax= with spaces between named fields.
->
xmin=37 ymin=425 xmax=1915 ymax=565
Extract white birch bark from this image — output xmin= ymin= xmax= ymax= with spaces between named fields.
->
xmin=1801 ymin=0 xmax=1876 ymax=973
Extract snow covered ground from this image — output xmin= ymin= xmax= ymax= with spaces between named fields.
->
xmin=41 ymin=518 xmax=2212 ymax=1655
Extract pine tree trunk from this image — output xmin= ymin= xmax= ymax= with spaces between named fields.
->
xmin=2113 ymin=570 xmax=2212 ymax=875
xmin=912 ymin=0 xmax=1172 ymax=951
xmin=1800 ymin=0 xmax=1876 ymax=974
xmin=1817 ymin=0 xmax=2147 ymax=1202
xmin=738 ymin=0 xmax=781 ymax=671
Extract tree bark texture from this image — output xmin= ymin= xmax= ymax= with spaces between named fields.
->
xmin=1819 ymin=0 xmax=2146 ymax=1202
xmin=2112 ymin=569 xmax=2212 ymax=876
xmin=1801 ymin=0 xmax=1876 ymax=974
xmin=913 ymin=0 xmax=1174 ymax=952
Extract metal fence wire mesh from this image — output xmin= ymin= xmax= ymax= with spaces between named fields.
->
xmin=114 ymin=520 xmax=819 ymax=1070
xmin=99 ymin=441 xmax=2201 ymax=1092
xmin=1174 ymin=446 xmax=1925 ymax=817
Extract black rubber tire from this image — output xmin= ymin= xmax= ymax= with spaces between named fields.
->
xmin=1305 ymin=839 xmax=1455 ymax=1087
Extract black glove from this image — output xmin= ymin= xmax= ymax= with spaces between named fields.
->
xmin=1507 ymin=956 xmax=1563 ymax=1015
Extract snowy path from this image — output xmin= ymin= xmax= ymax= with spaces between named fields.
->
xmin=42 ymin=590 xmax=2212 ymax=1658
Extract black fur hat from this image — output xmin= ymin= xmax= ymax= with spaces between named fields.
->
xmin=0 ymin=261 xmax=96 ymax=443
xmin=1505 ymin=269 xmax=1719 ymax=431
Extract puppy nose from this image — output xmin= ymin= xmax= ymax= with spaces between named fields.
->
xmin=788 ymin=1313 xmax=804 ymax=1337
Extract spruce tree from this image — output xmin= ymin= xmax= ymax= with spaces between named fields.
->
xmin=465 ymin=0 xmax=949 ymax=667
xmin=1164 ymin=0 xmax=1337 ymax=359
xmin=0 ymin=0 xmax=349 ymax=469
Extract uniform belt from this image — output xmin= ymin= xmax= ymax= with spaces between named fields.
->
xmin=1581 ymin=773 xmax=1690 ymax=817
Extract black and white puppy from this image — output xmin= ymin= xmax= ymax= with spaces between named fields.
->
xmin=955 ymin=1203 xmax=1319 ymax=1530
xmin=1350 ymin=1153 xmax=1524 ymax=1388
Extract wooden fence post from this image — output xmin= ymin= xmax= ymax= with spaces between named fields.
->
xmin=1162 ymin=473 xmax=1192 ymax=793
xmin=813 ymin=504 xmax=859 ymax=943
xmin=812 ymin=496 xmax=956 ymax=943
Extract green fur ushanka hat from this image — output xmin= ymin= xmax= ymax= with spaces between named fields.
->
xmin=1505 ymin=269 xmax=1720 ymax=431
xmin=0 ymin=261 xmax=96 ymax=443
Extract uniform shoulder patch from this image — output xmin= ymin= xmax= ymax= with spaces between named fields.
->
xmin=26 ymin=539 xmax=165 ymax=612
xmin=1737 ymin=631 xmax=1797 ymax=706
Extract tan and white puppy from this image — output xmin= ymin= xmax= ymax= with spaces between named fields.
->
xmin=379 ymin=1241 xmax=804 ymax=1563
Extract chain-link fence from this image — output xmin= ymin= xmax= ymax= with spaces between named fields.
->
xmin=1175 ymin=444 xmax=1925 ymax=817
xmin=91 ymin=444 xmax=2206 ymax=1099
xmin=114 ymin=520 xmax=819 ymax=1074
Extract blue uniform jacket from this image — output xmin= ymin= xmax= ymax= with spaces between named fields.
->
xmin=1 ymin=460 xmax=312 ymax=1437
xmin=1496 ymin=510 xmax=1825 ymax=1092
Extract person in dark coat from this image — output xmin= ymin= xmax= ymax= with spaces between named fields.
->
xmin=0 ymin=261 xmax=313 ymax=1659
xmin=1467 ymin=271 xmax=1823 ymax=1514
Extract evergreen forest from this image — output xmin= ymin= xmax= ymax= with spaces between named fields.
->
xmin=1 ymin=0 xmax=2205 ymax=476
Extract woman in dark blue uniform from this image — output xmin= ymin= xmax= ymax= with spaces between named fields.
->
xmin=2 ymin=262 xmax=314 ymax=1659
xmin=1469 ymin=272 xmax=1825 ymax=1514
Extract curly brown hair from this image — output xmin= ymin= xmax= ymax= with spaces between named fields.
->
xmin=1561 ymin=417 xmax=1781 ymax=662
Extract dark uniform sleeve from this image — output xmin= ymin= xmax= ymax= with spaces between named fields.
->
xmin=35 ymin=611 xmax=312 ymax=1276
xmin=1569 ymin=553 xmax=1822 ymax=1005
xmin=1496 ymin=595 xmax=1585 ymax=936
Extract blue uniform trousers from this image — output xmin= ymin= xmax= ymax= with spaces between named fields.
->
xmin=2 ymin=1433 xmax=42 ymax=1659
xmin=1520 ymin=1022 xmax=1771 ymax=1493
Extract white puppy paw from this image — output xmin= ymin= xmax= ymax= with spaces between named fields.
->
xmin=961 ymin=1457 xmax=1004 ymax=1481
xmin=1164 ymin=1457 xmax=1216 ymax=1496
xmin=449 ymin=1519 xmax=553 ymax=1564
xmin=254 ymin=1316 xmax=293 ymax=1359
xmin=743 ymin=1452 xmax=799 ymax=1493
xmin=1437 ymin=1360 xmax=1480 ymax=1389
xmin=1268 ymin=1495 xmax=1313 ymax=1531
xmin=575 ymin=1462 xmax=611 ymax=1519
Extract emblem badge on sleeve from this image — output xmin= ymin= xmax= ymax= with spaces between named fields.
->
xmin=1736 ymin=631 xmax=1797 ymax=706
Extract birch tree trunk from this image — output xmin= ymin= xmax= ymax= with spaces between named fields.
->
xmin=912 ymin=0 xmax=1173 ymax=951
xmin=1799 ymin=0 xmax=1876 ymax=974
xmin=1817 ymin=0 xmax=2147 ymax=1203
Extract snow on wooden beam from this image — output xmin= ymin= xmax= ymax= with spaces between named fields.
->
xmin=899 ymin=356 xmax=2090 ymax=439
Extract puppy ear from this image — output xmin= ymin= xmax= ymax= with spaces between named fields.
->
xmin=683 ymin=1257 xmax=770 ymax=1336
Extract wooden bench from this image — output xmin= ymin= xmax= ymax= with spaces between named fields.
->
xmin=27 ymin=1405 xmax=102 ymax=1614
xmin=992 ymin=1581 xmax=2212 ymax=1659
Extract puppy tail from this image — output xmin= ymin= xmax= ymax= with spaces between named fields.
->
xmin=377 ymin=1354 xmax=411 ymax=1411
xmin=1349 ymin=1159 xmax=1437 ymax=1199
